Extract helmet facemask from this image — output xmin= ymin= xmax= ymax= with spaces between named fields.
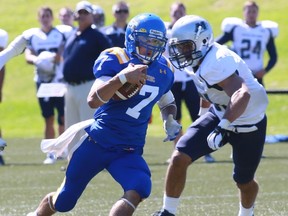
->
xmin=168 ymin=39 xmax=202 ymax=69
xmin=133 ymin=31 xmax=167 ymax=64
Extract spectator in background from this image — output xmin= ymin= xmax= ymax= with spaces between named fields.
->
xmin=216 ymin=0 xmax=278 ymax=86
xmin=0 ymin=28 xmax=8 ymax=166
xmin=92 ymin=4 xmax=105 ymax=28
xmin=101 ymin=1 xmax=129 ymax=47
xmin=24 ymin=7 xmax=71 ymax=164
xmin=63 ymin=1 xmax=111 ymax=130
xmin=164 ymin=2 xmax=215 ymax=163
xmin=58 ymin=7 xmax=75 ymax=27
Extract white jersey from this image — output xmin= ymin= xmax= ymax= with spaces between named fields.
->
xmin=221 ymin=17 xmax=278 ymax=73
xmin=190 ymin=43 xmax=268 ymax=125
xmin=164 ymin=21 xmax=193 ymax=83
xmin=24 ymin=25 xmax=73 ymax=83
xmin=0 ymin=29 xmax=8 ymax=48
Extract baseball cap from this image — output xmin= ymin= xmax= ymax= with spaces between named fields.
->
xmin=76 ymin=1 xmax=93 ymax=13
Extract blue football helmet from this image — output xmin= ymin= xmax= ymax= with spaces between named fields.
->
xmin=125 ymin=13 xmax=167 ymax=64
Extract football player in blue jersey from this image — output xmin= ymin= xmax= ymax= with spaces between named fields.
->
xmin=153 ymin=15 xmax=268 ymax=216
xmin=26 ymin=13 xmax=181 ymax=216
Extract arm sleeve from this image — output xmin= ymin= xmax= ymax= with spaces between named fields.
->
xmin=215 ymin=32 xmax=233 ymax=45
xmin=265 ymin=34 xmax=277 ymax=73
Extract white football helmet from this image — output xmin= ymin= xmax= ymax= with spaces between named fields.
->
xmin=168 ymin=15 xmax=214 ymax=69
xmin=34 ymin=51 xmax=56 ymax=74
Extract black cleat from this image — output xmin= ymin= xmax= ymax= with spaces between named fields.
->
xmin=153 ymin=209 xmax=175 ymax=216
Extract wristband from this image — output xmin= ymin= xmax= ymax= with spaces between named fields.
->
xmin=118 ymin=73 xmax=127 ymax=85
xmin=95 ymin=89 xmax=109 ymax=104
xmin=218 ymin=119 xmax=231 ymax=129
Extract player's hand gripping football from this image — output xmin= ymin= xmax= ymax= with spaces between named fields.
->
xmin=163 ymin=114 xmax=182 ymax=142
xmin=118 ymin=63 xmax=148 ymax=87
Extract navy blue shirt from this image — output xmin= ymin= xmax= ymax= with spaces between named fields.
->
xmin=63 ymin=26 xmax=111 ymax=84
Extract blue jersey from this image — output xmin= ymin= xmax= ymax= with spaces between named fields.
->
xmin=85 ymin=47 xmax=174 ymax=149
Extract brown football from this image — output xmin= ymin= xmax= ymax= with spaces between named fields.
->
xmin=112 ymin=83 xmax=141 ymax=100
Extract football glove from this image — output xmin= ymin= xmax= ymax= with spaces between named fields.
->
xmin=207 ymin=119 xmax=230 ymax=150
xmin=0 ymin=138 xmax=7 ymax=151
xmin=163 ymin=114 xmax=182 ymax=142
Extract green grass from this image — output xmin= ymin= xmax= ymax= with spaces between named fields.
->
xmin=0 ymin=1 xmax=288 ymax=215
xmin=1 ymin=137 xmax=287 ymax=215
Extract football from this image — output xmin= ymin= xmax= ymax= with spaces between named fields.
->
xmin=112 ymin=83 xmax=141 ymax=100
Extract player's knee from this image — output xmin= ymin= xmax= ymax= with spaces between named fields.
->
xmin=54 ymin=191 xmax=78 ymax=212
xmin=233 ymin=167 xmax=256 ymax=184
xmin=58 ymin=115 xmax=64 ymax=125
xmin=236 ymin=179 xmax=258 ymax=192
xmin=170 ymin=151 xmax=191 ymax=168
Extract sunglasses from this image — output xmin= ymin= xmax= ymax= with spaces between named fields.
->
xmin=115 ymin=9 xmax=129 ymax=14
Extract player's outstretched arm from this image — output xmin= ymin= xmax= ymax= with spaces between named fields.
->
xmin=0 ymin=35 xmax=27 ymax=70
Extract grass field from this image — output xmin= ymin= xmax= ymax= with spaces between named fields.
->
xmin=1 ymin=136 xmax=288 ymax=216
xmin=0 ymin=0 xmax=288 ymax=215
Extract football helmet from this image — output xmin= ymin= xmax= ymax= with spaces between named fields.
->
xmin=125 ymin=13 xmax=167 ymax=64
xmin=168 ymin=15 xmax=214 ymax=69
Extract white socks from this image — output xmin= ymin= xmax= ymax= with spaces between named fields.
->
xmin=238 ymin=202 xmax=254 ymax=216
xmin=162 ymin=194 xmax=180 ymax=214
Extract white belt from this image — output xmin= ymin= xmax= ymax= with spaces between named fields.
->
xmin=226 ymin=125 xmax=258 ymax=133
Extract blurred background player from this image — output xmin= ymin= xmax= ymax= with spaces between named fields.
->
xmin=58 ymin=7 xmax=75 ymax=28
xmin=100 ymin=1 xmax=129 ymax=47
xmin=216 ymin=0 xmax=278 ymax=86
xmin=0 ymin=28 xmax=8 ymax=165
xmin=164 ymin=2 xmax=215 ymax=163
xmin=26 ymin=13 xmax=181 ymax=216
xmin=92 ymin=4 xmax=105 ymax=28
xmin=24 ymin=7 xmax=72 ymax=164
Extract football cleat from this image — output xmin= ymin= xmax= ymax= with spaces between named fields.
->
xmin=43 ymin=153 xmax=57 ymax=165
xmin=153 ymin=209 xmax=175 ymax=216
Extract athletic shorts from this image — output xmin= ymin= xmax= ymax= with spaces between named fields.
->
xmin=36 ymin=83 xmax=64 ymax=124
xmin=53 ymin=137 xmax=151 ymax=212
xmin=176 ymin=111 xmax=267 ymax=184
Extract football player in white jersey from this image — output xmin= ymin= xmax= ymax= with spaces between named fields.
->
xmin=0 ymin=28 xmax=8 ymax=165
xmin=216 ymin=0 xmax=278 ymax=86
xmin=154 ymin=15 xmax=268 ymax=216
xmin=0 ymin=7 xmax=73 ymax=164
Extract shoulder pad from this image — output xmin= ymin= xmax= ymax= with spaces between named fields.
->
xmin=105 ymin=47 xmax=130 ymax=64
xmin=260 ymin=20 xmax=279 ymax=38
xmin=0 ymin=29 xmax=8 ymax=47
xmin=55 ymin=25 xmax=74 ymax=39
xmin=22 ymin=28 xmax=39 ymax=40
xmin=221 ymin=17 xmax=243 ymax=33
